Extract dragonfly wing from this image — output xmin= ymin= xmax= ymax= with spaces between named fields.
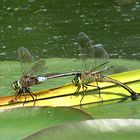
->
xmin=18 ymin=47 xmax=33 ymax=75
xmin=92 ymin=44 xmax=109 ymax=59
xmin=77 ymin=32 xmax=95 ymax=71
xmin=77 ymin=32 xmax=110 ymax=72
xmin=91 ymin=44 xmax=110 ymax=71
xmin=18 ymin=47 xmax=32 ymax=63
xmin=27 ymin=59 xmax=46 ymax=76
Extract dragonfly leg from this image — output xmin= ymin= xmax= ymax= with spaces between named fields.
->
xmin=15 ymin=91 xmax=22 ymax=101
xmin=23 ymin=93 xmax=27 ymax=106
xmin=70 ymin=84 xmax=81 ymax=104
xmin=85 ymin=82 xmax=103 ymax=104
xmin=9 ymin=91 xmax=21 ymax=103
xmin=95 ymin=81 xmax=103 ymax=104
xmin=80 ymin=84 xmax=87 ymax=109
xmin=27 ymin=89 xmax=37 ymax=106
xmin=70 ymin=86 xmax=81 ymax=99
xmin=30 ymin=91 xmax=37 ymax=104
xmin=72 ymin=84 xmax=81 ymax=96
xmin=74 ymin=86 xmax=81 ymax=94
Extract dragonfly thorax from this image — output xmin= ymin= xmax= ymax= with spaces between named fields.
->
xmin=81 ymin=71 xmax=102 ymax=84
xmin=20 ymin=75 xmax=40 ymax=88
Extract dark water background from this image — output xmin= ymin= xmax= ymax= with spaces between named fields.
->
xmin=0 ymin=0 xmax=140 ymax=60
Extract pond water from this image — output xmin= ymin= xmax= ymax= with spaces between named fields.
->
xmin=0 ymin=0 xmax=140 ymax=60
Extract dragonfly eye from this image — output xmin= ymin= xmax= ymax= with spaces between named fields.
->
xmin=12 ymin=80 xmax=20 ymax=90
xmin=72 ymin=75 xmax=81 ymax=86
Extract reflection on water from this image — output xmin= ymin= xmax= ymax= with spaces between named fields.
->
xmin=0 ymin=0 xmax=140 ymax=60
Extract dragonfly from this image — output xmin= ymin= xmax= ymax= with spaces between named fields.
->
xmin=72 ymin=32 xmax=138 ymax=105
xmin=11 ymin=47 xmax=80 ymax=104
xmin=10 ymin=47 xmax=48 ymax=104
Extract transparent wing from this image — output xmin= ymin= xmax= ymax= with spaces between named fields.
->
xmin=77 ymin=32 xmax=94 ymax=71
xmin=91 ymin=44 xmax=110 ymax=71
xmin=27 ymin=59 xmax=46 ymax=76
xmin=18 ymin=47 xmax=46 ymax=76
xmin=18 ymin=47 xmax=33 ymax=75
xmin=77 ymin=32 xmax=110 ymax=72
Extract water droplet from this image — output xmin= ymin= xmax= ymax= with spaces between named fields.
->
xmin=23 ymin=27 xmax=33 ymax=31
xmin=2 ymin=46 xmax=6 ymax=48
xmin=28 ymin=0 xmax=35 ymax=2
xmin=0 ymin=52 xmax=6 ymax=56
xmin=7 ymin=25 xmax=12 ymax=29
xmin=14 ymin=7 xmax=20 ymax=11
xmin=80 ymin=15 xmax=85 ymax=18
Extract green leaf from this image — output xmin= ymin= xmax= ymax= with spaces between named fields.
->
xmin=84 ymin=100 xmax=140 ymax=118
xmin=0 ymin=106 xmax=92 ymax=140
xmin=24 ymin=119 xmax=140 ymax=140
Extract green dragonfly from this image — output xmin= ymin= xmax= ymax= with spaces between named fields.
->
xmin=72 ymin=32 xmax=138 ymax=105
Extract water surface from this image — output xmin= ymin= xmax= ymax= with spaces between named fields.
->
xmin=0 ymin=0 xmax=139 ymax=60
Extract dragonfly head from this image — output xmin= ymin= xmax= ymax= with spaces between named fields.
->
xmin=72 ymin=74 xmax=81 ymax=86
xmin=11 ymin=80 xmax=20 ymax=91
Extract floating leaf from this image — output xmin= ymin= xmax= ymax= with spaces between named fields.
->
xmin=0 ymin=106 xmax=92 ymax=140
xmin=24 ymin=119 xmax=140 ymax=140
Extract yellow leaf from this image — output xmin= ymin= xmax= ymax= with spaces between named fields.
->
xmin=0 ymin=69 xmax=140 ymax=110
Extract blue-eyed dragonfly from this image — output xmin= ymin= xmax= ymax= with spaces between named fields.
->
xmin=11 ymin=47 xmax=80 ymax=104
xmin=72 ymin=32 xmax=138 ymax=105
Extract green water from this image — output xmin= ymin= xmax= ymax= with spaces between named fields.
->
xmin=0 ymin=0 xmax=140 ymax=60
